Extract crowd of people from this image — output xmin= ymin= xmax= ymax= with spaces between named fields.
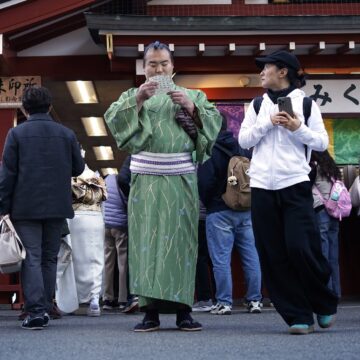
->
xmin=0 ymin=43 xmax=358 ymax=335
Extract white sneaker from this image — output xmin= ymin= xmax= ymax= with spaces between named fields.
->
xmin=87 ymin=298 xmax=101 ymax=317
xmin=192 ymin=300 xmax=213 ymax=312
xmin=210 ymin=303 xmax=232 ymax=315
xmin=247 ymin=300 xmax=262 ymax=314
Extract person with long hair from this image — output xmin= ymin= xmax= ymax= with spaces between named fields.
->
xmin=311 ymin=150 xmax=341 ymax=298
xmin=239 ymin=50 xmax=338 ymax=335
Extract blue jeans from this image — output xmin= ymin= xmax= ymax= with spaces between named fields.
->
xmin=316 ymin=209 xmax=341 ymax=298
xmin=206 ymin=210 xmax=262 ymax=306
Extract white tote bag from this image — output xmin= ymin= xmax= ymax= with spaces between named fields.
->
xmin=0 ymin=215 xmax=26 ymax=274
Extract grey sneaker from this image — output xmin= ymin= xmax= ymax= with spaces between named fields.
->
xmin=87 ymin=298 xmax=101 ymax=317
xmin=210 ymin=303 xmax=232 ymax=315
xmin=192 ymin=300 xmax=213 ymax=312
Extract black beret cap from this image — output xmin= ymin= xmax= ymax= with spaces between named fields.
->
xmin=255 ymin=50 xmax=301 ymax=71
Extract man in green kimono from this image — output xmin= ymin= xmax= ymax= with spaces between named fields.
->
xmin=104 ymin=41 xmax=221 ymax=332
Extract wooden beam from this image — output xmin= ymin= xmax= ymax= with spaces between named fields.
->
xmin=106 ymin=34 xmax=113 ymax=60
xmin=111 ymin=55 xmax=360 ymax=74
xmin=337 ymin=41 xmax=355 ymax=55
xmin=0 ymin=0 xmax=98 ymax=35
xmin=138 ymin=43 xmax=145 ymax=55
xmin=0 ymin=34 xmax=17 ymax=75
xmin=109 ymin=33 xmax=360 ymax=47
xmin=309 ymin=41 xmax=326 ymax=55
xmin=226 ymin=43 xmax=236 ymax=56
xmin=288 ymin=42 xmax=296 ymax=52
xmin=253 ymin=42 xmax=266 ymax=56
xmin=199 ymin=87 xmax=264 ymax=101
xmin=197 ymin=43 xmax=205 ymax=56
xmin=4 ymin=54 xmax=360 ymax=80
xmin=0 ymin=55 xmax=134 ymax=80
xmin=8 ymin=14 xmax=85 ymax=52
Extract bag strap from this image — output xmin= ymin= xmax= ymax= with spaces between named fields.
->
xmin=253 ymin=95 xmax=312 ymax=160
xmin=314 ymin=177 xmax=338 ymax=205
xmin=303 ymin=97 xmax=312 ymax=126
xmin=2 ymin=215 xmax=17 ymax=233
xmin=253 ymin=96 xmax=263 ymax=115
xmin=303 ymin=97 xmax=312 ymax=158
xmin=213 ymin=143 xmax=233 ymax=158
xmin=1 ymin=215 xmax=26 ymax=260
xmin=313 ymin=185 xmax=326 ymax=204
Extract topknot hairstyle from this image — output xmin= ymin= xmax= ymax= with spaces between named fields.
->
xmin=143 ymin=41 xmax=174 ymax=66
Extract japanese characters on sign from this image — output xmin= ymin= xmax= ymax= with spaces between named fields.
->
xmin=0 ymin=76 xmax=41 ymax=107
xmin=304 ymin=80 xmax=360 ymax=113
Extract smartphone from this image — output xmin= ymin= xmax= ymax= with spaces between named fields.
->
xmin=277 ymin=97 xmax=294 ymax=117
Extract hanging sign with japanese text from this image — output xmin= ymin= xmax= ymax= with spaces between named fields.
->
xmin=0 ymin=76 xmax=41 ymax=107
xmin=304 ymin=80 xmax=360 ymax=114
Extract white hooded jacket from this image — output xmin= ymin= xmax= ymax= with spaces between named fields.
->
xmin=239 ymin=89 xmax=328 ymax=190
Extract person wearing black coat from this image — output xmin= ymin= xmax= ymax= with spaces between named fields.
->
xmin=197 ymin=114 xmax=262 ymax=315
xmin=0 ymin=86 xmax=84 ymax=330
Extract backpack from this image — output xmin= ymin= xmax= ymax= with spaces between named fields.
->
xmin=214 ymin=143 xmax=251 ymax=211
xmin=253 ymin=96 xmax=312 ymax=157
xmin=314 ymin=179 xmax=352 ymax=220
xmin=253 ymin=96 xmax=312 ymax=122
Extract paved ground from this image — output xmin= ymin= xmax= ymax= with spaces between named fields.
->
xmin=0 ymin=302 xmax=360 ymax=360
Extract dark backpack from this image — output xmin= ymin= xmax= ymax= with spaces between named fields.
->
xmin=253 ymin=96 xmax=312 ymax=125
xmin=214 ymin=143 xmax=251 ymax=211
xmin=253 ymin=96 xmax=312 ymax=156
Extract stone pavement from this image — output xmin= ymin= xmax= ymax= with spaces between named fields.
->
xmin=0 ymin=302 xmax=359 ymax=360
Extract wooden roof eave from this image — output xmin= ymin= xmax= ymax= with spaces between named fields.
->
xmin=85 ymin=14 xmax=360 ymax=44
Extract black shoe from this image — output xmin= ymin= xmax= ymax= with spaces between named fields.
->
xmin=43 ymin=313 xmax=50 ymax=327
xmin=176 ymin=311 xmax=202 ymax=331
xmin=134 ymin=320 xmax=160 ymax=332
xmin=134 ymin=309 xmax=160 ymax=332
xmin=122 ymin=297 xmax=139 ymax=314
xmin=176 ymin=319 xmax=202 ymax=331
xmin=102 ymin=300 xmax=118 ymax=310
xmin=21 ymin=316 xmax=44 ymax=330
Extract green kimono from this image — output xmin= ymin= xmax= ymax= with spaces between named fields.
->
xmin=104 ymin=86 xmax=221 ymax=310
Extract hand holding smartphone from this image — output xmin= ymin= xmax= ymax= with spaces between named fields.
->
xmin=277 ymin=97 xmax=294 ymax=118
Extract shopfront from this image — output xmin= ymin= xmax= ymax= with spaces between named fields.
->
xmin=0 ymin=0 xmax=359 ymax=305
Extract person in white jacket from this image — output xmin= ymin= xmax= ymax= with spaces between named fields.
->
xmin=239 ymin=50 xmax=338 ymax=335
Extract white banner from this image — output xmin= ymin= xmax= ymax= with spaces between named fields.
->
xmin=304 ymin=80 xmax=360 ymax=114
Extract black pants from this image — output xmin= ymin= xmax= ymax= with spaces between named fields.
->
xmin=251 ymin=182 xmax=338 ymax=326
xmin=14 ymin=219 xmax=64 ymax=317
xmin=195 ymin=220 xmax=215 ymax=301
